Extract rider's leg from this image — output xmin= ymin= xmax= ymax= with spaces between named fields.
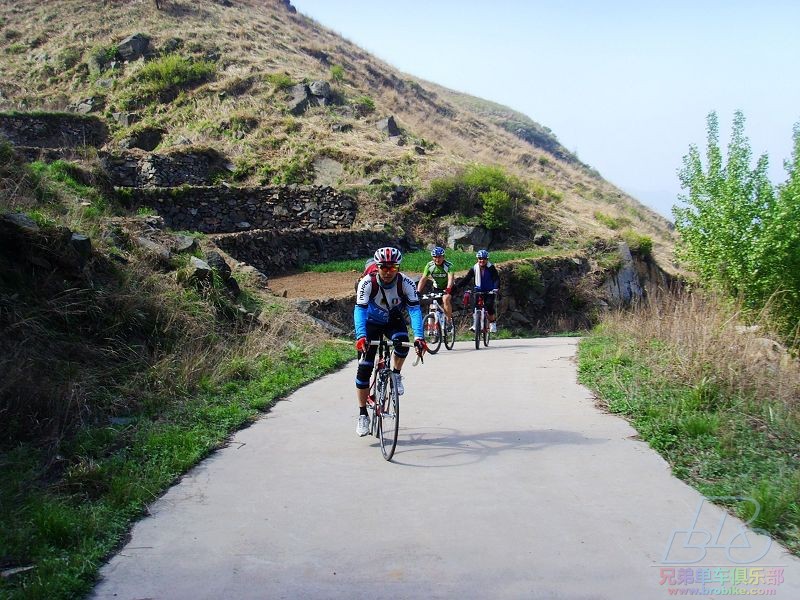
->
xmin=486 ymin=295 xmax=497 ymax=323
xmin=388 ymin=314 xmax=409 ymax=372
xmin=443 ymin=293 xmax=453 ymax=320
xmin=355 ymin=325 xmax=380 ymax=409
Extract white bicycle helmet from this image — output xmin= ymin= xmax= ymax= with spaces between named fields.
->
xmin=374 ymin=246 xmax=402 ymax=265
xmin=476 ymin=249 xmax=489 ymax=259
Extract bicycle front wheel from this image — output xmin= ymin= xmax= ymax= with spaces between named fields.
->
xmin=378 ymin=372 xmax=400 ymax=460
xmin=483 ymin=319 xmax=490 ymax=347
xmin=473 ymin=309 xmax=481 ymax=350
xmin=423 ymin=313 xmax=442 ymax=354
xmin=444 ymin=316 xmax=456 ymax=350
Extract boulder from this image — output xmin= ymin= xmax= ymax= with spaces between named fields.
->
xmin=376 ymin=116 xmax=401 ymax=136
xmin=447 ymin=225 xmax=492 ymax=251
xmin=118 ymin=33 xmax=150 ymax=62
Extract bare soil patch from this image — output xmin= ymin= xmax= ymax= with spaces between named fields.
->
xmin=268 ymin=270 xmax=425 ymax=300
xmin=268 ymin=271 xmax=360 ymax=299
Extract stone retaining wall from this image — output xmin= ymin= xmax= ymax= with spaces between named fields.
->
xmin=213 ymin=229 xmax=396 ymax=275
xmin=124 ymin=185 xmax=357 ymax=233
xmin=0 ymin=113 xmax=107 ymax=148
xmin=101 ymin=149 xmax=230 ymax=187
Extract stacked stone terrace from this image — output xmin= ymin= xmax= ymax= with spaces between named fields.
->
xmin=1 ymin=113 xmax=397 ymax=276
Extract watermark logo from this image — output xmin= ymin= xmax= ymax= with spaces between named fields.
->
xmin=662 ymin=496 xmax=772 ymax=564
xmin=657 ymin=497 xmax=785 ymax=596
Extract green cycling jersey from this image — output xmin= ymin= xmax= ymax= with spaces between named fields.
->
xmin=421 ymin=259 xmax=453 ymax=290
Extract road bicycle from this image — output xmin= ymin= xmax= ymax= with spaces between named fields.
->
xmin=362 ymin=337 xmax=421 ymax=461
xmin=420 ymin=291 xmax=456 ymax=354
xmin=470 ymin=290 xmax=496 ymax=350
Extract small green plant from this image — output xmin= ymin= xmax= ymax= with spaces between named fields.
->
xmin=354 ymin=96 xmax=375 ymax=116
xmin=283 ymin=117 xmax=301 ymax=134
xmin=266 ymin=72 xmax=294 ymax=91
xmin=86 ymin=44 xmax=119 ymax=76
xmin=57 ymin=46 xmax=82 ymax=70
xmin=122 ymin=54 xmax=215 ymax=106
xmin=7 ymin=42 xmax=26 ymax=54
xmin=594 ymin=211 xmax=631 ymax=230
xmin=510 ymin=263 xmax=544 ymax=298
xmin=330 ymin=64 xmax=344 ymax=83
xmin=273 ymin=156 xmax=310 ymax=184
xmin=530 ymin=181 xmax=562 ymax=202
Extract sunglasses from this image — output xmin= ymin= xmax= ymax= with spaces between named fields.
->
xmin=378 ymin=264 xmax=398 ymax=272
xmin=478 ymin=258 xmax=488 ymax=261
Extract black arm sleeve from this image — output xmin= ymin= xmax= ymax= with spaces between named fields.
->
xmin=489 ymin=265 xmax=500 ymax=289
xmin=455 ymin=266 xmax=476 ymax=291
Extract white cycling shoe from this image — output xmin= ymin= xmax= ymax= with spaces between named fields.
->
xmin=356 ymin=414 xmax=369 ymax=437
xmin=393 ymin=373 xmax=404 ymax=396
xmin=490 ymin=322 xmax=497 ymax=333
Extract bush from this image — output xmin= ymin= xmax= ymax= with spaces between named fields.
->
xmin=481 ymin=189 xmax=512 ymax=230
xmin=621 ymin=229 xmax=653 ymax=257
xmin=510 ymin=263 xmax=544 ymax=298
xmin=266 ymin=72 xmax=294 ymax=91
xmin=353 ymin=96 xmax=375 ymax=116
xmin=127 ymin=54 xmax=215 ymax=102
xmin=423 ymin=163 xmax=530 ymax=228
xmin=330 ymin=64 xmax=344 ymax=83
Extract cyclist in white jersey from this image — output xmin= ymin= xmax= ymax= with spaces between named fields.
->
xmin=353 ymin=247 xmax=426 ymax=436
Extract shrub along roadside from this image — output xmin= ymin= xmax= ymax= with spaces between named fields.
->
xmin=577 ymin=320 xmax=800 ymax=557
xmin=0 ymin=341 xmax=354 ymax=599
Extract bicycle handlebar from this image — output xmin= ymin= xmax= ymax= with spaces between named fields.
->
xmin=367 ymin=340 xmax=413 ymax=347
xmin=421 ymin=292 xmax=446 ymax=300
xmin=365 ymin=339 xmax=424 ymax=366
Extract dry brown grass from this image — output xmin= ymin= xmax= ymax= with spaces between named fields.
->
xmin=603 ymin=289 xmax=800 ymax=408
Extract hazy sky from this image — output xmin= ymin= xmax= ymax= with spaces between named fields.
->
xmin=290 ymin=0 xmax=800 ymax=220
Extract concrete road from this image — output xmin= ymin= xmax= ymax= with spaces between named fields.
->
xmin=92 ymin=338 xmax=800 ymax=599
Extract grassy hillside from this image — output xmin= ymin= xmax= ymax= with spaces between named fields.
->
xmin=0 ymin=0 xmax=675 ymax=267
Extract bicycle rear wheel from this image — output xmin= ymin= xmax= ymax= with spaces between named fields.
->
xmin=423 ymin=313 xmax=442 ymax=354
xmin=378 ymin=372 xmax=400 ymax=460
xmin=444 ymin=316 xmax=456 ymax=350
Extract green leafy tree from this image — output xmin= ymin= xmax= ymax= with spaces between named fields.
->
xmin=753 ymin=124 xmax=800 ymax=329
xmin=674 ymin=111 xmax=773 ymax=301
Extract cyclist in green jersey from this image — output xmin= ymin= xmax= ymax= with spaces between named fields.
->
xmin=416 ymin=246 xmax=454 ymax=321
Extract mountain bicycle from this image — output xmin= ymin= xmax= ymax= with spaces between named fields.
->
xmin=421 ymin=291 xmax=456 ymax=354
xmin=470 ymin=290 xmax=496 ymax=350
xmin=363 ymin=337 xmax=422 ymax=461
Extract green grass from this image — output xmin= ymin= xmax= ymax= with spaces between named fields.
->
xmin=577 ymin=325 xmax=800 ymax=556
xmin=0 ymin=341 xmax=354 ymax=599
xmin=302 ymin=248 xmax=554 ymax=273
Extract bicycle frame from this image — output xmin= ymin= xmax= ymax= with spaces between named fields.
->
xmin=424 ymin=293 xmax=446 ymax=329
xmin=471 ymin=290 xmax=495 ymax=349
xmin=363 ymin=337 xmax=416 ymax=461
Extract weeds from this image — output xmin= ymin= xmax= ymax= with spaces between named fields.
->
xmin=578 ymin=289 xmax=800 ymax=556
